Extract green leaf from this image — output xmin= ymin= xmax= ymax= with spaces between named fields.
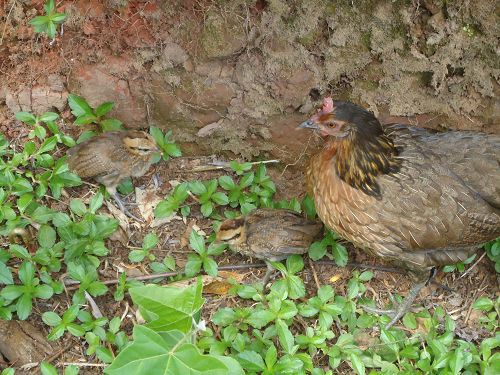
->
xmin=185 ymin=254 xmax=202 ymax=277
xmin=200 ymin=202 xmax=213 ymax=217
xmin=402 ymin=312 xmax=417 ymax=329
xmin=0 ymin=263 xmax=13 ymax=285
xmin=42 ymin=311 xmax=62 ymax=326
xmin=358 ymin=271 xmax=373 ymax=282
xmin=350 ymin=353 xmax=365 ymax=375
xmin=189 ymin=181 xmax=206 ymax=195
xmin=218 ymin=176 xmax=236 ymax=190
xmin=143 ymin=233 xmax=159 ymax=250
xmin=29 ymin=15 xmax=50 ymax=27
xmin=276 ymin=319 xmax=295 ymax=354
xmin=287 ymin=255 xmax=304 ymax=274
xmin=12 ymin=177 xmax=33 ymax=196
xmin=473 ymin=296 xmax=494 ymax=311
xmin=129 ymin=280 xmax=204 ymax=333
xmin=40 ymin=361 xmax=58 ymax=375
xmin=95 ymin=102 xmax=114 ymax=117
xmin=332 ymin=243 xmax=348 ymax=266
xmin=211 ymin=192 xmax=229 ymax=205
xmin=39 ymin=112 xmax=59 ymax=122
xmin=100 ymin=118 xmax=123 ymax=132
xmin=308 ymin=241 xmax=326 ymax=261
xmin=129 ymin=250 xmax=146 ymax=263
xmin=237 ymin=351 xmax=266 ymax=372
xmin=106 ymin=326 xmax=236 ymax=374
xmin=70 ymin=199 xmax=87 ymax=216
xmin=246 ymin=310 xmax=275 ymax=329
xmin=37 ymin=136 xmax=58 ymax=154
xmin=31 ymin=205 xmax=54 ymax=223
xmin=38 ymin=225 xmax=56 ymax=248
xmin=68 ymin=94 xmax=94 ymax=117
xmin=189 ymin=230 xmax=205 ymax=254
xmin=89 ymin=192 xmax=104 ymax=213
xmin=203 ymin=257 xmax=218 ymax=277
xmin=16 ymin=112 xmax=37 ymax=124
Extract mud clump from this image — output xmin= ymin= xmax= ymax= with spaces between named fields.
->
xmin=0 ymin=0 xmax=498 ymax=162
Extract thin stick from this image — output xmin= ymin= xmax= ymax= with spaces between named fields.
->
xmin=464 ymin=276 xmax=487 ymax=324
xmin=64 ymin=261 xmax=411 ymax=290
xmin=458 ymin=251 xmax=486 ymax=279
xmin=189 ymin=159 xmax=280 ymax=173
xmin=57 ymin=363 xmax=106 ymax=368
xmin=0 ymin=0 xmax=16 ymax=46
xmin=308 ymin=258 xmax=321 ymax=291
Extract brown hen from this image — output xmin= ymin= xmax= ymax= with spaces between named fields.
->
xmin=216 ymin=208 xmax=323 ymax=287
xmin=67 ymin=130 xmax=159 ymax=219
xmin=299 ymin=98 xmax=500 ymax=328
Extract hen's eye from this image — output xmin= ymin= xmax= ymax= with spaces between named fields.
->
xmin=328 ymin=123 xmax=336 ymax=128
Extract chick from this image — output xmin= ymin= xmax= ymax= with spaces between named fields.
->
xmin=67 ymin=130 xmax=159 ymax=220
xmin=216 ymin=208 xmax=323 ymax=287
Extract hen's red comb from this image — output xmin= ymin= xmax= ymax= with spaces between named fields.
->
xmin=322 ymin=97 xmax=334 ymax=113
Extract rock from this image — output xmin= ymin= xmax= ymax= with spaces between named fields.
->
xmin=161 ymin=42 xmax=189 ymax=67
xmin=47 ymin=74 xmax=65 ymax=92
xmin=200 ymin=11 xmax=246 ymax=58
xmin=0 ymin=320 xmax=54 ymax=366
xmin=271 ymin=69 xmax=316 ymax=109
xmin=69 ymin=61 xmax=147 ymax=127
xmin=197 ymin=120 xmax=223 ymax=137
xmin=31 ymin=86 xmax=68 ymax=113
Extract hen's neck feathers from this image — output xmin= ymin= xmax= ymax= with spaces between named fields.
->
xmin=323 ymin=124 xmax=400 ymax=198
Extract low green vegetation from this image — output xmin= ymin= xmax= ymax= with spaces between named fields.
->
xmin=0 ymin=95 xmax=498 ymax=374
xmin=29 ymin=0 xmax=66 ymax=40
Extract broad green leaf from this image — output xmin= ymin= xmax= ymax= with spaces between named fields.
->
xmin=143 ymin=233 xmax=158 ymax=250
xmin=37 ymin=136 xmax=58 ymax=154
xmin=95 ymin=102 xmax=114 ymax=117
xmin=129 ymin=279 xmax=204 ymax=333
xmin=42 ymin=311 xmax=62 ymax=326
xmin=218 ymin=176 xmax=236 ymax=190
xmin=0 ymin=263 xmax=13 ymax=285
xmin=68 ymin=94 xmax=94 ymax=117
xmin=39 ymin=112 xmax=59 ymax=122
xmin=189 ymin=230 xmax=205 ymax=254
xmin=236 ymin=351 xmax=266 ymax=372
xmin=40 ymin=361 xmax=58 ymax=375
xmin=473 ymin=296 xmax=494 ymax=311
xmin=101 ymin=118 xmax=123 ymax=132
xmin=105 ymin=326 xmax=235 ymax=374
xmin=38 ymin=225 xmax=56 ymax=248
xmin=350 ymin=353 xmax=365 ymax=375
xmin=308 ymin=241 xmax=326 ymax=261
xmin=276 ymin=319 xmax=295 ymax=354
xmin=15 ymin=112 xmax=36 ymax=124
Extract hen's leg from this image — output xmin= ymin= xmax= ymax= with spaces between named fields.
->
xmin=362 ymin=280 xmax=427 ymax=329
xmin=261 ymin=262 xmax=275 ymax=290
xmin=112 ymin=193 xmax=143 ymax=222
xmin=363 ymin=269 xmax=436 ymax=329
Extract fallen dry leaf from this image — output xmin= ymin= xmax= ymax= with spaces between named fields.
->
xmin=329 ymin=274 xmax=342 ymax=283
xmin=106 ymin=202 xmax=129 ymax=229
xmin=204 ymin=280 xmax=233 ymax=295
xmin=136 ymin=187 xmax=162 ymax=222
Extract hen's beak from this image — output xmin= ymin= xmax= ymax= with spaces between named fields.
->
xmin=298 ymin=119 xmax=320 ymax=130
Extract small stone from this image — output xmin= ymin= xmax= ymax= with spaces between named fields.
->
xmin=197 ymin=120 xmax=223 ymax=137
xmin=161 ymin=42 xmax=189 ymax=67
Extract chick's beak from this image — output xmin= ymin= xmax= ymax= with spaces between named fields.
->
xmin=298 ymin=119 xmax=320 ymax=130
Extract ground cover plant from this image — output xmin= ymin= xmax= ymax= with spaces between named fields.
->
xmin=0 ymin=94 xmax=498 ymax=375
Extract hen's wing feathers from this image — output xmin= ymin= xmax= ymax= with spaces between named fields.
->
xmin=377 ymin=126 xmax=500 ymax=254
xmin=387 ymin=125 xmax=500 ymax=207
